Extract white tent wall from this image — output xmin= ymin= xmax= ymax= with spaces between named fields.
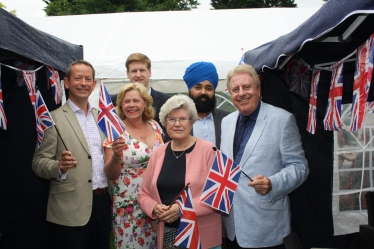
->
xmin=22 ymin=8 xmax=318 ymax=93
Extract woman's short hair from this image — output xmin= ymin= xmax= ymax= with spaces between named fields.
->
xmin=226 ymin=64 xmax=260 ymax=91
xmin=115 ymin=83 xmax=154 ymax=121
xmin=159 ymin=94 xmax=198 ymax=127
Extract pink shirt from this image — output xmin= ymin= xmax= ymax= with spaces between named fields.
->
xmin=138 ymin=138 xmax=222 ymax=249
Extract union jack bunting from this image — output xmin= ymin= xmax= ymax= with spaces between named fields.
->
xmin=200 ymin=150 xmax=241 ymax=214
xmin=174 ymin=185 xmax=201 ymax=249
xmin=367 ymin=101 xmax=374 ymax=113
xmin=0 ymin=66 xmax=7 ymax=130
xmin=306 ymin=70 xmax=320 ymax=134
xmin=35 ymin=91 xmax=55 ymax=147
xmin=323 ymin=61 xmax=343 ymax=131
xmin=98 ymin=79 xmax=125 ymax=142
xmin=286 ymin=56 xmax=310 ymax=98
xmin=46 ymin=66 xmax=62 ymax=105
xmin=22 ymin=70 xmax=37 ymax=108
xmin=350 ymin=33 xmax=374 ymax=131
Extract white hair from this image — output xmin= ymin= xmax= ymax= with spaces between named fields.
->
xmin=159 ymin=94 xmax=198 ymax=127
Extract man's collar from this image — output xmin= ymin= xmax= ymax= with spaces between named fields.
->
xmin=197 ymin=111 xmax=213 ymax=120
xmin=239 ymin=101 xmax=261 ymax=122
xmin=67 ymin=99 xmax=93 ymax=113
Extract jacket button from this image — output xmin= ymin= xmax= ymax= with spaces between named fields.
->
xmin=88 ymin=179 xmax=92 ymax=183
xmin=88 ymin=155 xmax=92 ymax=159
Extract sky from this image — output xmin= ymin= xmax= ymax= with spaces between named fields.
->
xmin=1 ymin=0 xmax=325 ymax=18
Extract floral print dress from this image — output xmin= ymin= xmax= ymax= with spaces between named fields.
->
xmin=104 ymin=120 xmax=163 ymax=249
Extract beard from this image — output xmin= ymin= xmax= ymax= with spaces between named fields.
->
xmin=189 ymin=92 xmax=216 ymax=113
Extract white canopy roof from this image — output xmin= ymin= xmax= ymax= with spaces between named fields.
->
xmin=22 ymin=8 xmax=318 ymax=81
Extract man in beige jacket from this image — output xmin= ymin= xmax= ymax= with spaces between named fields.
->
xmin=32 ymin=60 xmax=111 ymax=249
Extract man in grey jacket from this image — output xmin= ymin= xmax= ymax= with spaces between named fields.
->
xmin=221 ymin=64 xmax=309 ymax=249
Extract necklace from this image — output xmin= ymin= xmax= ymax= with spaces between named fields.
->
xmin=172 ymin=149 xmax=185 ymax=159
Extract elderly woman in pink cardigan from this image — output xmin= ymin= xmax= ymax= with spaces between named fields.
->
xmin=138 ymin=95 xmax=222 ymax=249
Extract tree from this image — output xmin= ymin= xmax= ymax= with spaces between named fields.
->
xmin=0 ymin=1 xmax=17 ymax=16
xmin=43 ymin=0 xmax=199 ymax=15
xmin=211 ymin=0 xmax=296 ymax=10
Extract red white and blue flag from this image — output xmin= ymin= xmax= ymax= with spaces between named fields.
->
xmin=174 ymin=185 xmax=201 ymax=249
xmin=46 ymin=66 xmax=62 ymax=105
xmin=22 ymin=70 xmax=37 ymax=108
xmin=367 ymin=101 xmax=374 ymax=113
xmin=323 ymin=61 xmax=344 ymax=131
xmin=350 ymin=33 xmax=374 ymax=131
xmin=98 ymin=79 xmax=125 ymax=142
xmin=306 ymin=70 xmax=320 ymax=134
xmin=200 ymin=150 xmax=241 ymax=214
xmin=35 ymin=91 xmax=55 ymax=147
xmin=286 ymin=57 xmax=310 ymax=98
xmin=0 ymin=66 xmax=7 ymax=130
xmin=238 ymin=48 xmax=245 ymax=65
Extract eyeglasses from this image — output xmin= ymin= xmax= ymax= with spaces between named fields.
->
xmin=166 ymin=117 xmax=190 ymax=124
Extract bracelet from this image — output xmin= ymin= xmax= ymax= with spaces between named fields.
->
xmin=111 ymin=154 xmax=122 ymax=162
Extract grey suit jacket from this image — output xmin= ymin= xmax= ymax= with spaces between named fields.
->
xmin=220 ymin=101 xmax=308 ymax=248
xmin=191 ymin=108 xmax=229 ymax=149
xmin=32 ymin=102 xmax=106 ymax=226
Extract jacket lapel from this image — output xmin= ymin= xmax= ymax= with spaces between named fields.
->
xmin=240 ymin=102 xmax=267 ymax=167
xmin=227 ymin=112 xmax=240 ymax=158
xmin=212 ymin=109 xmax=221 ymax=147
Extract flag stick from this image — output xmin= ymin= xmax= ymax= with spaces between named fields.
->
xmin=241 ymin=171 xmax=253 ymax=181
xmin=166 ymin=182 xmax=190 ymax=210
xmin=54 ymin=125 xmax=76 ymax=167
xmin=54 ymin=125 xmax=69 ymax=151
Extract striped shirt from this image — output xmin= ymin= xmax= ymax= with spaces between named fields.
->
xmin=68 ymin=99 xmax=107 ymax=190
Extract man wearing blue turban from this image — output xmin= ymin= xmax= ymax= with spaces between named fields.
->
xmin=183 ymin=61 xmax=230 ymax=149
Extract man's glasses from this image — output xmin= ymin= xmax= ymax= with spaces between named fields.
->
xmin=166 ymin=117 xmax=190 ymax=124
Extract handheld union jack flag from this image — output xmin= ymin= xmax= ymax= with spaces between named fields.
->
xmin=46 ymin=66 xmax=62 ymax=105
xmin=350 ymin=33 xmax=374 ymax=131
xmin=200 ymin=149 xmax=241 ymax=214
xmin=0 ymin=66 xmax=7 ymax=130
xmin=174 ymin=185 xmax=201 ymax=249
xmin=35 ymin=91 xmax=55 ymax=147
xmin=323 ymin=61 xmax=344 ymax=131
xmin=306 ymin=70 xmax=320 ymax=134
xmin=98 ymin=79 xmax=125 ymax=142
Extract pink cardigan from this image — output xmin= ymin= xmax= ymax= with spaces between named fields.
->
xmin=138 ymin=138 xmax=222 ymax=249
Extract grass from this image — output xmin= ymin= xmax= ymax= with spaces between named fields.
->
xmin=110 ymin=229 xmax=115 ymax=249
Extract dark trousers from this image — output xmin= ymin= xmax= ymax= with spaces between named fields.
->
xmin=48 ymin=193 xmax=111 ymax=249
xmin=226 ymin=237 xmax=286 ymax=249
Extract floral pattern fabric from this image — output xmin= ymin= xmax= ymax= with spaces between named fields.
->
xmin=104 ymin=120 xmax=163 ymax=249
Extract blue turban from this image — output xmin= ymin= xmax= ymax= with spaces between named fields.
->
xmin=183 ymin=62 xmax=218 ymax=90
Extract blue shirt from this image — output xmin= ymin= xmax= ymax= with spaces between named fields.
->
xmin=234 ymin=102 xmax=261 ymax=164
xmin=192 ymin=112 xmax=216 ymax=146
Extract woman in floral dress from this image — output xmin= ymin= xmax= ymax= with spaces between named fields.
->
xmin=104 ymin=83 xmax=164 ymax=249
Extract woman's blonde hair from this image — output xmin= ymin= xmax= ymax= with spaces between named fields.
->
xmin=116 ymin=83 xmax=154 ymax=121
